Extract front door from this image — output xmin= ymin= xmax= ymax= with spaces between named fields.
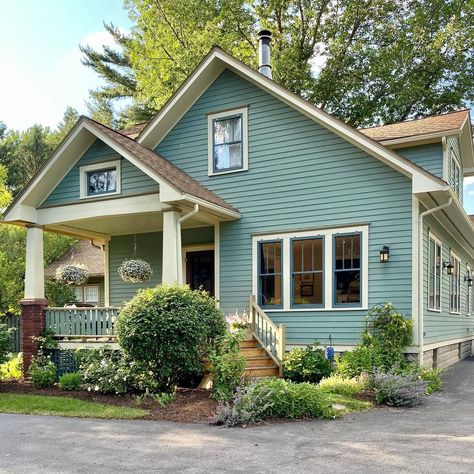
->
xmin=185 ymin=250 xmax=214 ymax=296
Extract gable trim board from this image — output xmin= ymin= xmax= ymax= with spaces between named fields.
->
xmin=138 ymin=47 xmax=447 ymax=194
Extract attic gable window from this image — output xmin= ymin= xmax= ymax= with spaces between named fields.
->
xmin=449 ymin=150 xmax=461 ymax=198
xmin=208 ymin=107 xmax=248 ymax=175
xmin=80 ymin=160 xmax=121 ymax=199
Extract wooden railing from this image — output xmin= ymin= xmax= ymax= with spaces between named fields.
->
xmin=45 ymin=307 xmax=120 ymax=339
xmin=249 ymin=296 xmax=285 ymax=376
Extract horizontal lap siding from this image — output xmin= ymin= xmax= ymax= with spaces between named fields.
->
xmin=423 ymin=215 xmax=474 ymax=344
xmin=156 ymin=69 xmax=413 ymax=345
xmin=109 ymin=227 xmax=213 ymax=307
xmin=396 ymin=144 xmax=443 ymax=179
xmin=43 ymin=139 xmax=159 ymax=206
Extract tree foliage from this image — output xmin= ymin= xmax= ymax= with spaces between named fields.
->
xmin=81 ymin=0 xmax=474 ymax=127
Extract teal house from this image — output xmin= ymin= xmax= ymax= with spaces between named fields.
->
xmin=4 ymin=38 xmax=474 ymax=371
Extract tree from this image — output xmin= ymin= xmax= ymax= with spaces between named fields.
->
xmin=54 ymin=106 xmax=80 ymax=142
xmin=82 ymin=0 xmax=474 ymax=127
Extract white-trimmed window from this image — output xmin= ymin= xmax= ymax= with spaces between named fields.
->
xmin=449 ymin=150 xmax=461 ymax=198
xmin=467 ymin=265 xmax=472 ymax=316
xmin=449 ymin=251 xmax=461 ymax=314
xmin=428 ymin=234 xmax=441 ymax=311
xmin=75 ymin=285 xmax=100 ymax=305
xmin=252 ymin=225 xmax=368 ymax=311
xmin=80 ymin=160 xmax=121 ymax=199
xmin=208 ymin=107 xmax=248 ymax=175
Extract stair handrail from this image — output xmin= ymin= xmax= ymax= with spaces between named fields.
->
xmin=249 ymin=295 xmax=285 ymax=376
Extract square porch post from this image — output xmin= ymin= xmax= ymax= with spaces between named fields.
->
xmin=20 ymin=225 xmax=48 ymax=374
xmin=162 ymin=209 xmax=181 ymax=284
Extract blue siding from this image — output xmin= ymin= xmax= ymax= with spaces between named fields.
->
xmin=423 ymin=215 xmax=474 ymax=344
xmin=396 ymin=144 xmax=443 ymax=179
xmin=42 ymin=139 xmax=159 ymax=206
xmin=156 ymin=69 xmax=414 ymax=345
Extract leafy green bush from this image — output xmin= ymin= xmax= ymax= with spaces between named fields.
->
xmin=45 ymin=278 xmax=77 ymax=307
xmin=59 ymin=372 xmax=83 ymax=391
xmin=29 ymin=355 xmax=57 ymax=388
xmin=209 ymin=330 xmax=246 ymax=402
xmin=336 ymin=345 xmax=380 ymax=378
xmin=116 ymin=284 xmax=226 ymax=392
xmin=319 ymin=374 xmax=367 ymax=395
xmin=0 ymin=352 xmax=22 ymax=380
xmin=371 ymin=370 xmax=428 ymax=406
xmin=418 ymin=367 xmax=443 ymax=394
xmin=0 ymin=323 xmax=11 ymax=365
xmin=283 ymin=343 xmax=332 ymax=383
xmin=215 ymin=378 xmax=337 ymax=427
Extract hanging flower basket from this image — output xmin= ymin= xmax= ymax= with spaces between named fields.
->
xmin=118 ymin=259 xmax=153 ymax=283
xmin=55 ymin=264 xmax=89 ymax=286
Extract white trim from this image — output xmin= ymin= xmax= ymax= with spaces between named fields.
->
xmin=137 ymin=48 xmax=446 ymax=194
xmin=79 ymin=160 xmax=121 ymax=199
xmin=181 ymin=243 xmax=216 ymax=295
xmin=427 ymin=231 xmax=442 ymax=312
xmin=422 ymin=335 xmax=474 ymax=352
xmin=214 ymin=223 xmax=220 ymax=302
xmin=104 ymin=241 xmax=110 ymax=306
xmin=449 ymin=250 xmax=461 ymax=315
xmin=379 ymin=131 xmax=458 ymax=147
xmin=411 ymin=196 xmax=420 ymax=343
xmin=207 ymin=107 xmax=249 ymax=176
xmin=466 ymin=264 xmax=471 ymax=316
xmin=252 ymin=224 xmax=369 ymax=312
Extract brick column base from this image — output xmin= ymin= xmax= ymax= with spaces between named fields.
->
xmin=20 ymin=298 xmax=48 ymax=375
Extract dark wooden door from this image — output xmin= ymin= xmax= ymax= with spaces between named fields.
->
xmin=185 ymin=250 xmax=214 ymax=296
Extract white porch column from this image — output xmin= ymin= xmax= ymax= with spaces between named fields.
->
xmin=24 ymin=225 xmax=45 ymax=299
xmin=162 ymin=209 xmax=181 ymax=284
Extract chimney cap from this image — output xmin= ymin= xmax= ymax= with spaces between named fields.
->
xmin=258 ymin=29 xmax=272 ymax=38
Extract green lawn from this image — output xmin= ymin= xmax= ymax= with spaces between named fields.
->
xmin=0 ymin=393 xmax=148 ymax=420
xmin=329 ymin=393 xmax=373 ymax=415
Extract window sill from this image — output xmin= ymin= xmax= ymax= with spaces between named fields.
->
xmin=79 ymin=191 xmax=121 ymax=200
xmin=208 ymin=167 xmax=248 ymax=177
xmin=427 ymin=308 xmax=441 ymax=313
xmin=265 ymin=307 xmax=368 ymax=313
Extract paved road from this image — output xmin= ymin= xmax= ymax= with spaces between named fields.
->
xmin=1 ymin=358 xmax=473 ymax=473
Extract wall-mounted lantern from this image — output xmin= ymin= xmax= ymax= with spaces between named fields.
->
xmin=443 ymin=261 xmax=454 ymax=275
xmin=465 ymin=275 xmax=473 ymax=287
xmin=379 ymin=246 xmax=390 ymax=263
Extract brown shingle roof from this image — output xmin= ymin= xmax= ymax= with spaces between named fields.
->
xmin=86 ymin=118 xmax=238 ymax=213
xmin=359 ymin=110 xmax=470 ymax=142
xmin=120 ymin=122 xmax=149 ymax=139
xmin=45 ymin=240 xmax=104 ymax=278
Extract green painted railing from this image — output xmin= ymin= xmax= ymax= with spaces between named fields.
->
xmin=45 ymin=307 xmax=120 ymax=338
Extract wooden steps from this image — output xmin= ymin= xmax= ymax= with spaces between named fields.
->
xmin=239 ymin=337 xmax=280 ymax=378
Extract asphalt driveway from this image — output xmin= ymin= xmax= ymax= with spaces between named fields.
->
xmin=1 ymin=358 xmax=473 ymax=473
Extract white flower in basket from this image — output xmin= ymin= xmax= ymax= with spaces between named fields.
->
xmin=118 ymin=259 xmax=153 ymax=283
xmin=55 ymin=264 xmax=89 ymax=286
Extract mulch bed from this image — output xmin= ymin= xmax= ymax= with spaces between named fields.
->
xmin=352 ymin=389 xmax=377 ymax=404
xmin=0 ymin=380 xmax=218 ymax=424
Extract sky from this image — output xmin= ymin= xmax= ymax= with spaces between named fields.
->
xmin=0 ymin=0 xmax=131 ymax=131
xmin=1 ymin=0 xmax=473 ymax=213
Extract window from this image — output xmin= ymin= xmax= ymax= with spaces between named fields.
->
xmin=467 ymin=266 xmax=471 ymax=316
xmin=253 ymin=225 xmax=368 ymax=311
xmin=449 ymin=150 xmax=461 ymax=198
xmin=75 ymin=285 xmax=99 ymax=305
xmin=450 ymin=252 xmax=461 ymax=314
xmin=334 ymin=234 xmax=361 ymax=306
xmin=291 ymin=238 xmax=323 ymax=306
xmin=80 ymin=160 xmax=121 ymax=199
xmin=428 ymin=235 xmax=441 ymax=311
xmin=208 ymin=107 xmax=248 ymax=175
xmin=258 ymin=241 xmax=282 ymax=308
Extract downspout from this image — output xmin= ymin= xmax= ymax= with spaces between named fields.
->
xmin=176 ymin=204 xmax=199 ymax=283
xmin=417 ymin=197 xmax=452 ymax=365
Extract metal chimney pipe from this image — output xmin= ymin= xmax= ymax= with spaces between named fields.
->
xmin=258 ymin=30 xmax=272 ymax=79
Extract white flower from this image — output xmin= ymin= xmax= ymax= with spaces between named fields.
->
xmin=56 ymin=264 xmax=89 ymax=285
xmin=118 ymin=259 xmax=153 ymax=283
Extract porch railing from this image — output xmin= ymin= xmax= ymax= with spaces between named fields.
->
xmin=249 ymin=296 xmax=285 ymax=376
xmin=45 ymin=307 xmax=120 ymax=339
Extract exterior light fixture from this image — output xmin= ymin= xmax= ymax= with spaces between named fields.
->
xmin=465 ymin=275 xmax=473 ymax=287
xmin=379 ymin=246 xmax=390 ymax=263
xmin=443 ymin=261 xmax=454 ymax=275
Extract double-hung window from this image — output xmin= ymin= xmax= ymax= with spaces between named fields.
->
xmin=74 ymin=285 xmax=99 ymax=306
xmin=333 ymin=234 xmax=361 ymax=306
xmin=449 ymin=252 xmax=461 ymax=314
xmin=467 ymin=266 xmax=472 ymax=316
xmin=428 ymin=235 xmax=441 ymax=311
xmin=291 ymin=238 xmax=323 ymax=307
xmin=208 ymin=107 xmax=248 ymax=175
xmin=450 ymin=150 xmax=461 ymax=198
xmin=258 ymin=241 xmax=282 ymax=308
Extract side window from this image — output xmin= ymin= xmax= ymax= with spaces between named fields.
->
xmin=208 ymin=108 xmax=248 ymax=175
xmin=428 ymin=235 xmax=441 ymax=311
xmin=449 ymin=252 xmax=461 ymax=313
xmin=449 ymin=150 xmax=461 ymax=198
xmin=80 ymin=160 xmax=121 ymax=199
xmin=258 ymin=240 xmax=282 ymax=308
xmin=334 ymin=234 xmax=361 ymax=306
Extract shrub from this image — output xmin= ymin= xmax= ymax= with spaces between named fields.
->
xmin=209 ymin=330 xmax=246 ymax=402
xmin=45 ymin=278 xmax=77 ymax=306
xmin=283 ymin=343 xmax=332 ymax=383
xmin=418 ymin=367 xmax=443 ymax=394
xmin=319 ymin=374 xmax=367 ymax=395
xmin=116 ymin=284 xmax=226 ymax=392
xmin=371 ymin=370 xmax=428 ymax=407
xmin=215 ymin=378 xmax=337 ymax=427
xmin=0 ymin=353 xmax=22 ymax=380
xmin=336 ymin=345 xmax=380 ymax=378
xmin=0 ymin=322 xmax=11 ymax=365
xmin=59 ymin=372 xmax=83 ymax=391
xmin=29 ymin=355 xmax=57 ymax=388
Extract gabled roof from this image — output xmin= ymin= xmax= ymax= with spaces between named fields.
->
xmin=136 ymin=47 xmax=447 ymax=194
xmin=359 ymin=110 xmax=470 ymax=142
xmin=45 ymin=240 xmax=104 ymax=278
xmin=120 ymin=122 xmax=148 ymax=139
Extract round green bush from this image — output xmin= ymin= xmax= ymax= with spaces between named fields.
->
xmin=283 ymin=343 xmax=332 ymax=383
xmin=116 ymin=284 xmax=226 ymax=391
xmin=29 ymin=356 xmax=57 ymax=388
xmin=59 ymin=371 xmax=83 ymax=391
xmin=0 ymin=323 xmax=11 ymax=365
